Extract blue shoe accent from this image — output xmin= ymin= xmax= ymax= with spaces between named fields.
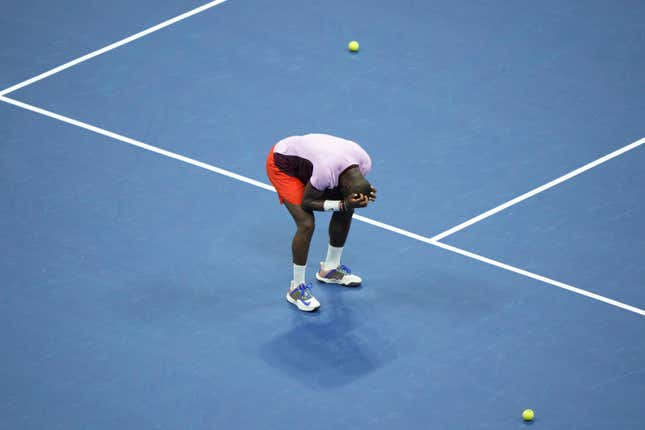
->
xmin=338 ymin=264 xmax=352 ymax=274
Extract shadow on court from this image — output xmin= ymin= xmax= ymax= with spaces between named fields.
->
xmin=258 ymin=287 xmax=396 ymax=389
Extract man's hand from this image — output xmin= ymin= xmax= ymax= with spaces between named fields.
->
xmin=345 ymin=193 xmax=370 ymax=209
xmin=368 ymin=186 xmax=377 ymax=202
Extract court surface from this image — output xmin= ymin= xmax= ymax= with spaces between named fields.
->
xmin=1 ymin=1 xmax=644 ymax=429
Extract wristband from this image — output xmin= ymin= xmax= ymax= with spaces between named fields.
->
xmin=323 ymin=200 xmax=345 ymax=211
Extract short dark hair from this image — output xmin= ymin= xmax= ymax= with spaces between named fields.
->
xmin=342 ymin=177 xmax=372 ymax=199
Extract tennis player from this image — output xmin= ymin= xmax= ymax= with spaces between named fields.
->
xmin=266 ymin=134 xmax=376 ymax=311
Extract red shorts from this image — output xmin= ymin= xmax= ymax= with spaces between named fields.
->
xmin=266 ymin=145 xmax=305 ymax=205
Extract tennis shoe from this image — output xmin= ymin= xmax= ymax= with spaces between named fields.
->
xmin=286 ymin=281 xmax=320 ymax=312
xmin=316 ymin=263 xmax=362 ymax=287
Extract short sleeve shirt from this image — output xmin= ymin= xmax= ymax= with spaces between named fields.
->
xmin=273 ymin=134 xmax=372 ymax=191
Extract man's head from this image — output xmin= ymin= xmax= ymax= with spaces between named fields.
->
xmin=339 ymin=166 xmax=372 ymax=199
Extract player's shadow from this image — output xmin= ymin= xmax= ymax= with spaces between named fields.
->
xmin=258 ymin=288 xmax=394 ymax=389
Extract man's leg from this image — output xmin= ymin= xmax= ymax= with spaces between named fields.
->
xmin=317 ymin=210 xmax=362 ymax=286
xmin=329 ymin=210 xmax=353 ymax=248
xmin=284 ymin=202 xmax=320 ymax=311
xmin=284 ymin=201 xmax=315 ymax=266
xmin=324 ymin=210 xmax=353 ymax=269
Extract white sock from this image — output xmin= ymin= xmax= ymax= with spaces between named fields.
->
xmin=324 ymin=245 xmax=343 ymax=270
xmin=293 ymin=264 xmax=306 ymax=286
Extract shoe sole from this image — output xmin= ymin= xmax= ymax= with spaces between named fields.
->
xmin=315 ymin=272 xmax=362 ymax=287
xmin=285 ymin=293 xmax=320 ymax=312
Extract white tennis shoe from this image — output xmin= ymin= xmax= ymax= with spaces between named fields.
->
xmin=315 ymin=263 xmax=362 ymax=287
xmin=286 ymin=281 xmax=320 ymax=312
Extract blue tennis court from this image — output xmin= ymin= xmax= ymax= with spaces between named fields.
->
xmin=2 ymin=1 xmax=644 ymax=428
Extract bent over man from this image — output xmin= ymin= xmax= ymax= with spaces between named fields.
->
xmin=266 ymin=133 xmax=376 ymax=312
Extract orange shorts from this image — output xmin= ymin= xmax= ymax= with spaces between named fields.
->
xmin=266 ymin=146 xmax=305 ymax=205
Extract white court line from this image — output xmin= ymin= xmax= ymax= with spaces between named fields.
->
xmin=355 ymin=214 xmax=645 ymax=316
xmin=2 ymin=95 xmax=643 ymax=317
xmin=429 ymin=241 xmax=645 ymax=317
xmin=431 ymin=137 xmax=645 ymax=241
xmin=0 ymin=0 xmax=228 ymax=97
xmin=0 ymin=96 xmax=272 ymax=192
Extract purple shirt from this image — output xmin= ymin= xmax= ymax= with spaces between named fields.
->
xmin=273 ymin=134 xmax=372 ymax=191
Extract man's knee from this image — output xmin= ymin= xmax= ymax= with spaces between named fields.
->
xmin=297 ymin=217 xmax=315 ymax=235
xmin=331 ymin=209 xmax=354 ymax=223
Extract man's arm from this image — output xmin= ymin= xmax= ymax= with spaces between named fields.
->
xmin=301 ymin=183 xmax=369 ymax=212
xmin=300 ymin=183 xmax=327 ymax=211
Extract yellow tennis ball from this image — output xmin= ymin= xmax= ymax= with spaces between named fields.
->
xmin=348 ymin=40 xmax=360 ymax=52
xmin=522 ymin=409 xmax=535 ymax=421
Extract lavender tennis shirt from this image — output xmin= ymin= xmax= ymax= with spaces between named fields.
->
xmin=273 ymin=134 xmax=372 ymax=191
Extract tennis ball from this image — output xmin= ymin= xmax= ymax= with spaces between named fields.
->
xmin=348 ymin=40 xmax=360 ymax=52
xmin=522 ymin=409 xmax=535 ymax=421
